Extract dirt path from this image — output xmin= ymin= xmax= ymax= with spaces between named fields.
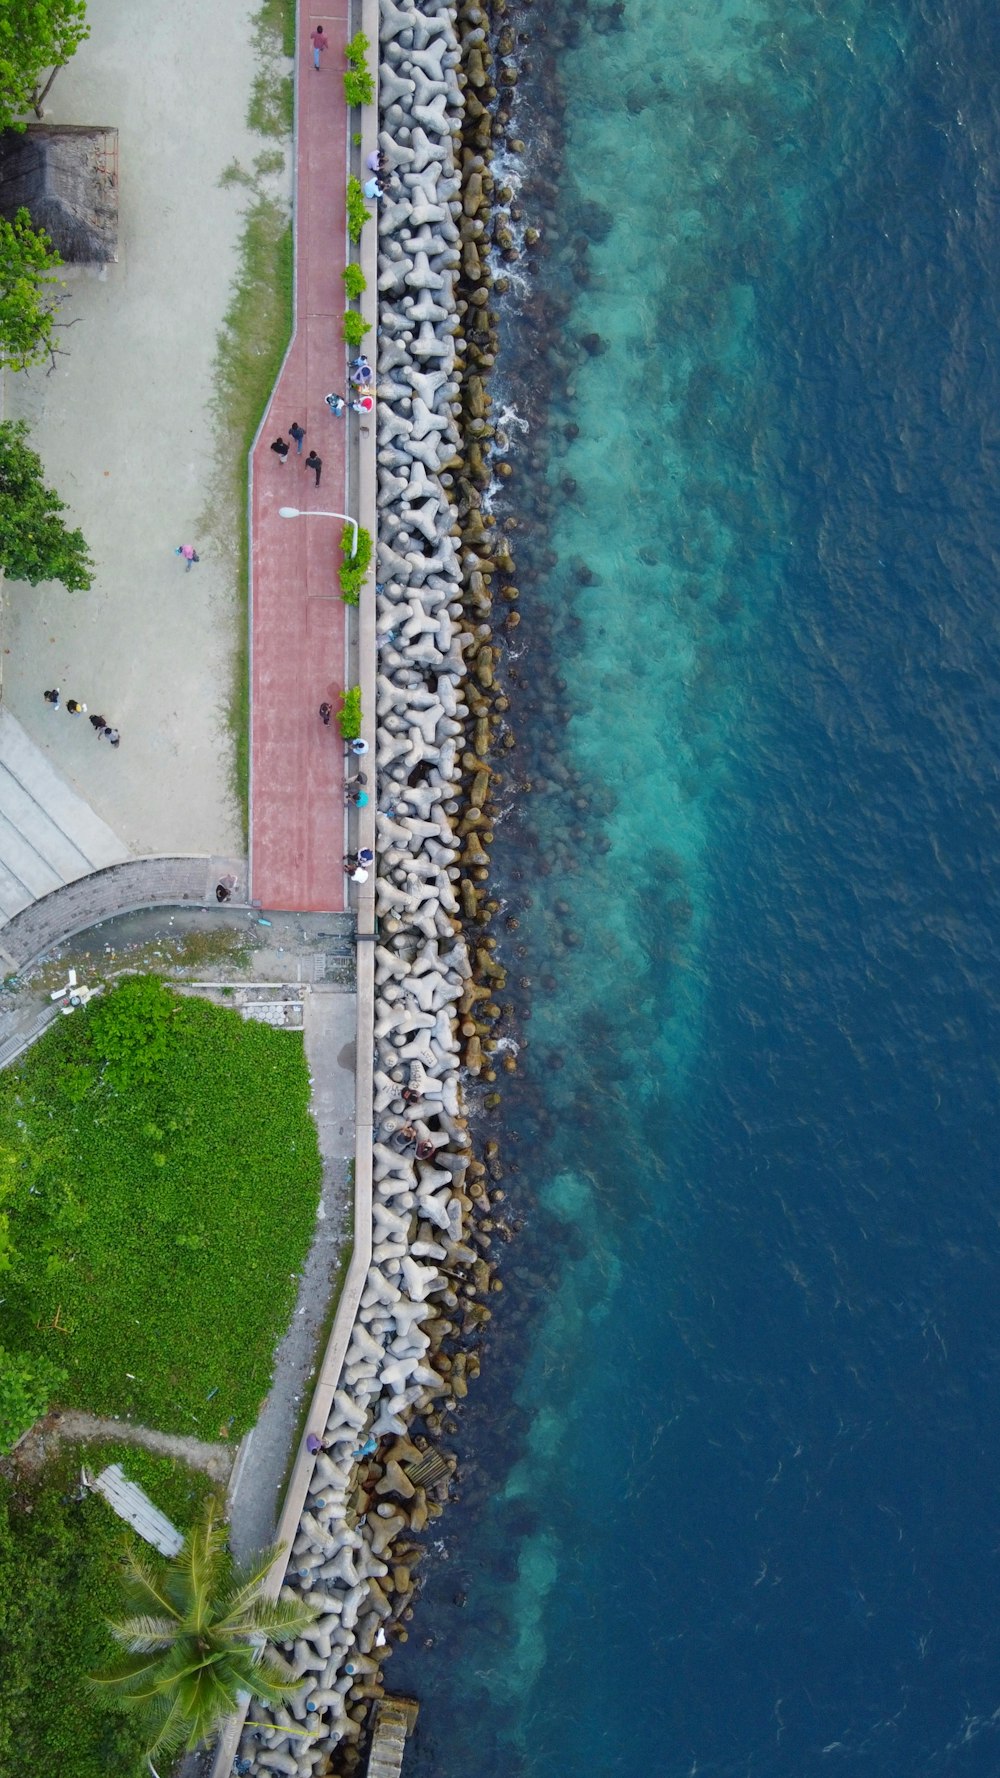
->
xmin=14 ymin=1410 xmax=235 ymax=1483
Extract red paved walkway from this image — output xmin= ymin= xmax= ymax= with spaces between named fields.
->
xmin=250 ymin=5 xmax=352 ymax=912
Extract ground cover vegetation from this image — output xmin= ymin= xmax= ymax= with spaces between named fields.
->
xmin=94 ymin=1499 xmax=315 ymax=1760
xmin=0 ymin=416 xmax=94 ymax=589
xmin=0 ymin=975 xmax=321 ymax=1443
xmin=0 ymin=1442 xmax=215 ymax=1777
xmin=0 ymin=0 xmax=89 ymax=130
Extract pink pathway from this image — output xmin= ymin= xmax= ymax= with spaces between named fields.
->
xmin=250 ymin=5 xmax=352 ymax=912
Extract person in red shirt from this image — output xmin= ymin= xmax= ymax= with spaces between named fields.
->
xmin=310 ymin=25 xmax=329 ymax=69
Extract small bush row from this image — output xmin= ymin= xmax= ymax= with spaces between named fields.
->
xmin=340 ymin=524 xmax=372 ymax=603
xmin=338 ymin=686 xmax=362 ymax=738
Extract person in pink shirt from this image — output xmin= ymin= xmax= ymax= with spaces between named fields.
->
xmin=310 ymin=25 xmax=329 ymax=69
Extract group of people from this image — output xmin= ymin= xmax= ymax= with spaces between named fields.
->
xmin=270 ymin=421 xmax=323 ymax=486
xmin=323 ymin=359 xmax=375 ymax=420
xmin=43 ymin=689 xmax=120 ymax=748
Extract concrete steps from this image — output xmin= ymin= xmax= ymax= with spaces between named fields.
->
xmin=0 ymin=709 xmax=128 ymax=923
xmin=367 ymin=1698 xmax=419 ymax=1778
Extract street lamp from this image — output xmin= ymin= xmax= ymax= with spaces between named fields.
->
xmin=279 ymin=507 xmax=358 ymax=557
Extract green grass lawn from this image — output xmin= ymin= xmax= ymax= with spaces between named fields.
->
xmin=0 ymin=1444 xmax=216 ymax=1778
xmin=1 ymin=977 xmax=321 ymax=1437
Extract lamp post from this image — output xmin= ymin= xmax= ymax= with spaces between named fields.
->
xmin=278 ymin=507 xmax=358 ymax=557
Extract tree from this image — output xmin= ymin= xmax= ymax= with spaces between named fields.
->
xmin=90 ymin=1503 xmax=315 ymax=1760
xmin=0 ymin=1 xmax=90 ymax=131
xmin=0 ymin=418 xmax=93 ymax=590
xmin=0 ymin=1344 xmax=66 ymax=1453
xmin=0 ymin=208 xmax=64 ymax=371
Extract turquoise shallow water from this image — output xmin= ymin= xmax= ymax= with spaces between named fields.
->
xmin=391 ymin=1 xmax=1000 ymax=1773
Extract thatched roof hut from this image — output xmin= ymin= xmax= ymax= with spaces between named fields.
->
xmin=0 ymin=124 xmax=118 ymax=264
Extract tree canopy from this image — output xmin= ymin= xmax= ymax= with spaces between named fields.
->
xmin=0 ymin=1 xmax=90 ymax=130
xmin=91 ymin=1503 xmax=314 ymax=1758
xmin=0 ymin=418 xmax=94 ymax=590
xmin=0 ymin=207 xmax=64 ymax=371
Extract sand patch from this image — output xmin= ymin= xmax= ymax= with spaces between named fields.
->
xmin=1 ymin=0 xmax=284 ymax=856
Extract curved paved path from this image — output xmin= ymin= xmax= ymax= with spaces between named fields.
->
xmin=0 ymin=853 xmax=247 ymax=971
xmin=249 ymin=2 xmax=352 ymax=914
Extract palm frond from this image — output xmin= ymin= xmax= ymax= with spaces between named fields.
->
xmin=88 ymin=1650 xmax=165 ymax=1696
xmin=217 ymin=1594 xmax=317 ymax=1645
xmin=106 ymin=1613 xmax=183 ymax=1653
xmin=214 ymin=1539 xmax=285 ymax=1626
xmin=117 ymin=1545 xmax=180 ymax=1621
xmin=252 ymin=1645 xmax=302 ymax=1696
xmin=178 ymin=1501 xmax=230 ymax=1631
xmin=145 ymin=1689 xmax=202 ymax=1760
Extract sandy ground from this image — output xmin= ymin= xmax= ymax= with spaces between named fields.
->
xmin=2 ymin=0 xmax=276 ymax=855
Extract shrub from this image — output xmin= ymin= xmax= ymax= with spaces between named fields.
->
xmin=346 ymin=176 xmax=371 ymax=242
xmin=342 ymin=261 xmax=366 ymax=301
xmin=343 ymin=68 xmax=374 ymax=106
xmin=0 ymin=1345 xmax=66 ymax=1453
xmin=345 ymin=31 xmax=371 ymax=69
xmin=337 ymin=687 xmax=362 ymax=739
xmin=342 ymin=309 xmax=371 ymax=350
xmin=87 ymin=972 xmax=178 ymax=1090
xmin=340 ymin=524 xmax=372 ymax=604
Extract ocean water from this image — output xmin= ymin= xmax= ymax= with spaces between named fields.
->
xmin=391 ymin=1 xmax=1000 ymax=1774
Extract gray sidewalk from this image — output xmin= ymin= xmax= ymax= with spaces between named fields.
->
xmin=228 ymin=986 xmax=358 ymax=1560
xmin=0 ymin=852 xmax=248 ymax=971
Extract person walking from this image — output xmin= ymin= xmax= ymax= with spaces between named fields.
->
xmin=319 ymin=702 xmax=332 ymax=726
xmin=43 ymin=688 xmax=60 ymax=708
xmin=66 ymin=698 xmax=87 ymax=716
xmin=102 ymin=726 xmax=121 ymax=748
xmin=310 ymin=24 xmax=329 ymax=68
xmin=270 ymin=436 xmax=290 ymax=465
xmin=325 ymin=392 xmax=346 ymax=417
xmin=89 ymin=713 xmax=107 ymax=732
xmin=304 ymin=449 xmax=322 ymax=488
xmin=175 ymin=543 xmax=199 ymax=570
xmin=289 ymin=421 xmax=306 ymax=455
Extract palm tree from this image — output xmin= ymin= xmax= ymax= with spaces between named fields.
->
xmin=90 ymin=1500 xmax=316 ymax=1760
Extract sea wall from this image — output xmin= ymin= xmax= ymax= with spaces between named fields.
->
xmin=239 ymin=3 xmax=516 ymax=1773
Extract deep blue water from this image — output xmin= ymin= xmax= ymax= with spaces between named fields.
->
xmin=391 ymin=1 xmax=1000 ymax=1773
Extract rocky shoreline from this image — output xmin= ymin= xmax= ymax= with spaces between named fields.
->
xmin=240 ymin=3 xmax=526 ymax=1773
